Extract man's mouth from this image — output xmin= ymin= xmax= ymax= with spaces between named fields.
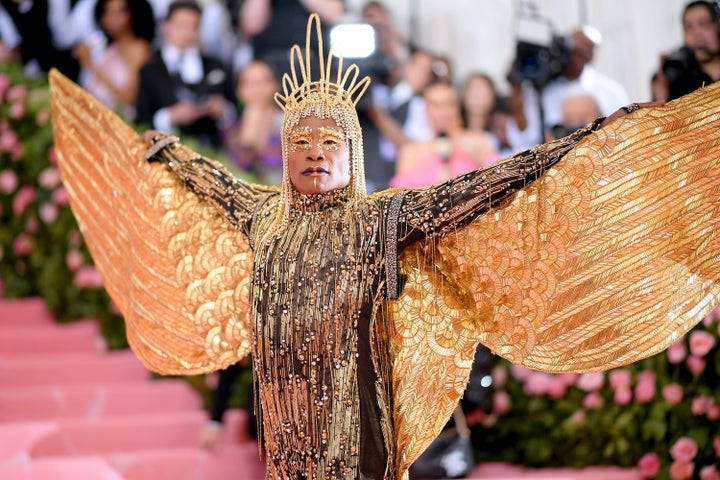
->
xmin=303 ymin=167 xmax=329 ymax=175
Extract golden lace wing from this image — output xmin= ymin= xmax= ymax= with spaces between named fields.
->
xmin=389 ymin=82 xmax=720 ymax=474
xmin=49 ymin=69 xmax=253 ymax=375
xmin=387 ymin=241 xmax=483 ymax=476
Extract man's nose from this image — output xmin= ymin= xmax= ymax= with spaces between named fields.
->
xmin=307 ymin=145 xmax=325 ymax=160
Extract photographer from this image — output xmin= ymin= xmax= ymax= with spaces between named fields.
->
xmin=506 ymin=25 xmax=629 ymax=153
xmin=653 ymin=1 xmax=720 ymax=102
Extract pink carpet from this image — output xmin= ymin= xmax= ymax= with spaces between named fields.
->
xmin=0 ymin=298 xmax=640 ymax=479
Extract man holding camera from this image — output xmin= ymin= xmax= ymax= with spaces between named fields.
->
xmin=505 ymin=25 xmax=629 ymax=153
xmin=654 ymin=0 xmax=720 ymax=101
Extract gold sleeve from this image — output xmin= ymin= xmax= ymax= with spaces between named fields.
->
xmin=49 ymin=69 xmax=265 ymax=375
xmin=146 ymin=136 xmax=279 ymax=235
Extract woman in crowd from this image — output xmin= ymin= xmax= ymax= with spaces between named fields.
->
xmin=74 ymin=0 xmax=155 ymax=120
xmin=390 ymin=81 xmax=498 ymax=188
xmin=224 ymin=60 xmax=284 ymax=185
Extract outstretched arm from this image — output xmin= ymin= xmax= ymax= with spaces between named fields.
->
xmin=143 ymin=132 xmax=279 ymax=235
xmin=392 ymin=101 xmax=661 ymax=250
xmin=391 ymin=121 xmax=600 ymax=249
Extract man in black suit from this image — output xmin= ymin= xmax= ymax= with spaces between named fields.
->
xmin=135 ymin=0 xmax=236 ymax=149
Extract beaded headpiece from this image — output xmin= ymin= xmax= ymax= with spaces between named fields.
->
xmin=268 ymin=13 xmax=371 ymax=230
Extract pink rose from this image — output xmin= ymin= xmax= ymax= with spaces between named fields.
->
xmin=662 ymin=383 xmax=684 ymax=405
xmin=670 ymin=437 xmax=699 ymax=462
xmin=689 ymin=331 xmax=716 ymax=358
xmin=66 ymin=250 xmax=84 ymax=271
xmin=12 ymin=233 xmax=33 ymax=256
xmin=714 ymin=436 xmax=720 ymax=457
xmin=205 ymin=372 xmax=219 ymax=389
xmin=707 ymin=402 xmax=720 ymax=421
xmin=0 ymin=129 xmax=18 ymax=152
xmin=635 ymin=380 xmax=656 ymax=404
xmin=510 ymin=365 xmax=532 ymax=381
xmin=0 ymin=170 xmax=18 ymax=193
xmin=491 ymin=366 xmax=507 ymax=388
xmin=692 ymin=395 xmax=711 ymax=415
xmin=558 ymin=373 xmax=580 ymax=386
xmin=492 ymin=390 xmax=510 ymax=415
xmin=11 ymin=143 xmax=23 ymax=161
xmin=667 ymin=341 xmax=688 ymax=364
xmin=52 ymin=187 xmax=69 ymax=206
xmin=73 ymin=265 xmax=104 ymax=289
xmin=12 ymin=186 xmax=36 ymax=215
xmin=0 ymin=74 xmax=10 ymax=101
xmin=701 ymin=465 xmax=720 ymax=480
xmin=69 ymin=230 xmax=83 ymax=247
xmin=38 ymin=167 xmax=62 ymax=190
xmin=524 ymin=372 xmax=552 ymax=396
xmin=6 ymin=84 xmax=27 ymax=103
xmin=687 ymin=355 xmax=706 ymax=376
xmin=569 ymin=409 xmax=585 ymax=424
xmin=637 ymin=452 xmax=661 ymax=479
xmin=36 ymin=108 xmax=49 ymax=126
xmin=38 ymin=203 xmax=58 ymax=224
xmin=614 ymin=387 xmax=633 ymax=406
xmin=48 ymin=146 xmax=58 ymax=165
xmin=109 ymin=300 xmax=121 ymax=315
xmin=546 ymin=376 xmax=569 ymax=400
xmin=637 ymin=370 xmax=656 ymax=384
xmin=576 ymin=372 xmax=605 ymax=391
xmin=25 ymin=216 xmax=38 ymax=233
xmin=669 ymin=460 xmax=694 ymax=480
xmin=609 ymin=369 xmax=632 ymax=390
xmin=582 ymin=391 xmax=604 ymax=409
xmin=9 ymin=102 xmax=25 ymax=119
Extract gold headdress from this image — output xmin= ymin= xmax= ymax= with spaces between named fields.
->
xmin=268 ymin=14 xmax=371 ymax=234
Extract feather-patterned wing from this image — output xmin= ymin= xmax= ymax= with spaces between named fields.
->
xmin=390 ymin=83 xmax=720 ymax=474
xmin=438 ymin=84 xmax=720 ymax=373
xmin=49 ymin=70 xmax=254 ymax=375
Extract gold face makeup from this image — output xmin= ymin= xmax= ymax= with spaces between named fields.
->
xmin=289 ymin=126 xmax=346 ymax=153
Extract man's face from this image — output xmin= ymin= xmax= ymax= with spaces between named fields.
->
xmin=287 ymin=116 xmax=351 ymax=195
xmin=683 ymin=5 xmax=720 ymax=63
xmin=162 ymin=8 xmax=200 ymax=51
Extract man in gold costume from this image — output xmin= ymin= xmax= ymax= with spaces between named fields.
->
xmin=49 ymin=15 xmax=720 ymax=480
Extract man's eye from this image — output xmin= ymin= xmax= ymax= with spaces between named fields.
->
xmin=322 ymin=138 xmax=341 ymax=149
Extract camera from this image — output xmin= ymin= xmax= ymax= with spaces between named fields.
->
xmin=662 ymin=46 xmax=697 ymax=84
xmin=506 ymin=3 xmax=571 ymax=89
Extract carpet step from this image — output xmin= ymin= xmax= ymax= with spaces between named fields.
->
xmin=28 ymin=411 xmax=209 ymax=457
xmin=102 ymin=444 xmax=265 ymax=480
xmin=0 ymin=379 xmax=201 ymax=422
xmin=0 ymin=350 xmax=149 ymax=387
xmin=0 ymin=298 xmax=55 ymax=326
xmin=0 ymin=456 xmax=124 ymax=480
xmin=0 ymin=319 xmax=104 ymax=355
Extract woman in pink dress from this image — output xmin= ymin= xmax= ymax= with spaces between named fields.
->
xmin=390 ymin=81 xmax=499 ymax=188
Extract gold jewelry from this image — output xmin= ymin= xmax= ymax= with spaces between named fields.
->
xmin=261 ymin=14 xmax=372 ymax=245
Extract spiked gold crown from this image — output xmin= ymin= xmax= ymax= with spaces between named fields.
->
xmin=273 ymin=13 xmax=371 ymax=112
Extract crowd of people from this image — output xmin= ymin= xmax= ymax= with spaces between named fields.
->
xmin=3 ymin=1 xmax=718 ymax=188
xmin=7 ymin=0 xmax=720 ymax=475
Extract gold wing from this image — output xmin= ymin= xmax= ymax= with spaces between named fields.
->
xmin=49 ymin=70 xmax=257 ymax=375
xmin=390 ymin=82 xmax=720 ymax=473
